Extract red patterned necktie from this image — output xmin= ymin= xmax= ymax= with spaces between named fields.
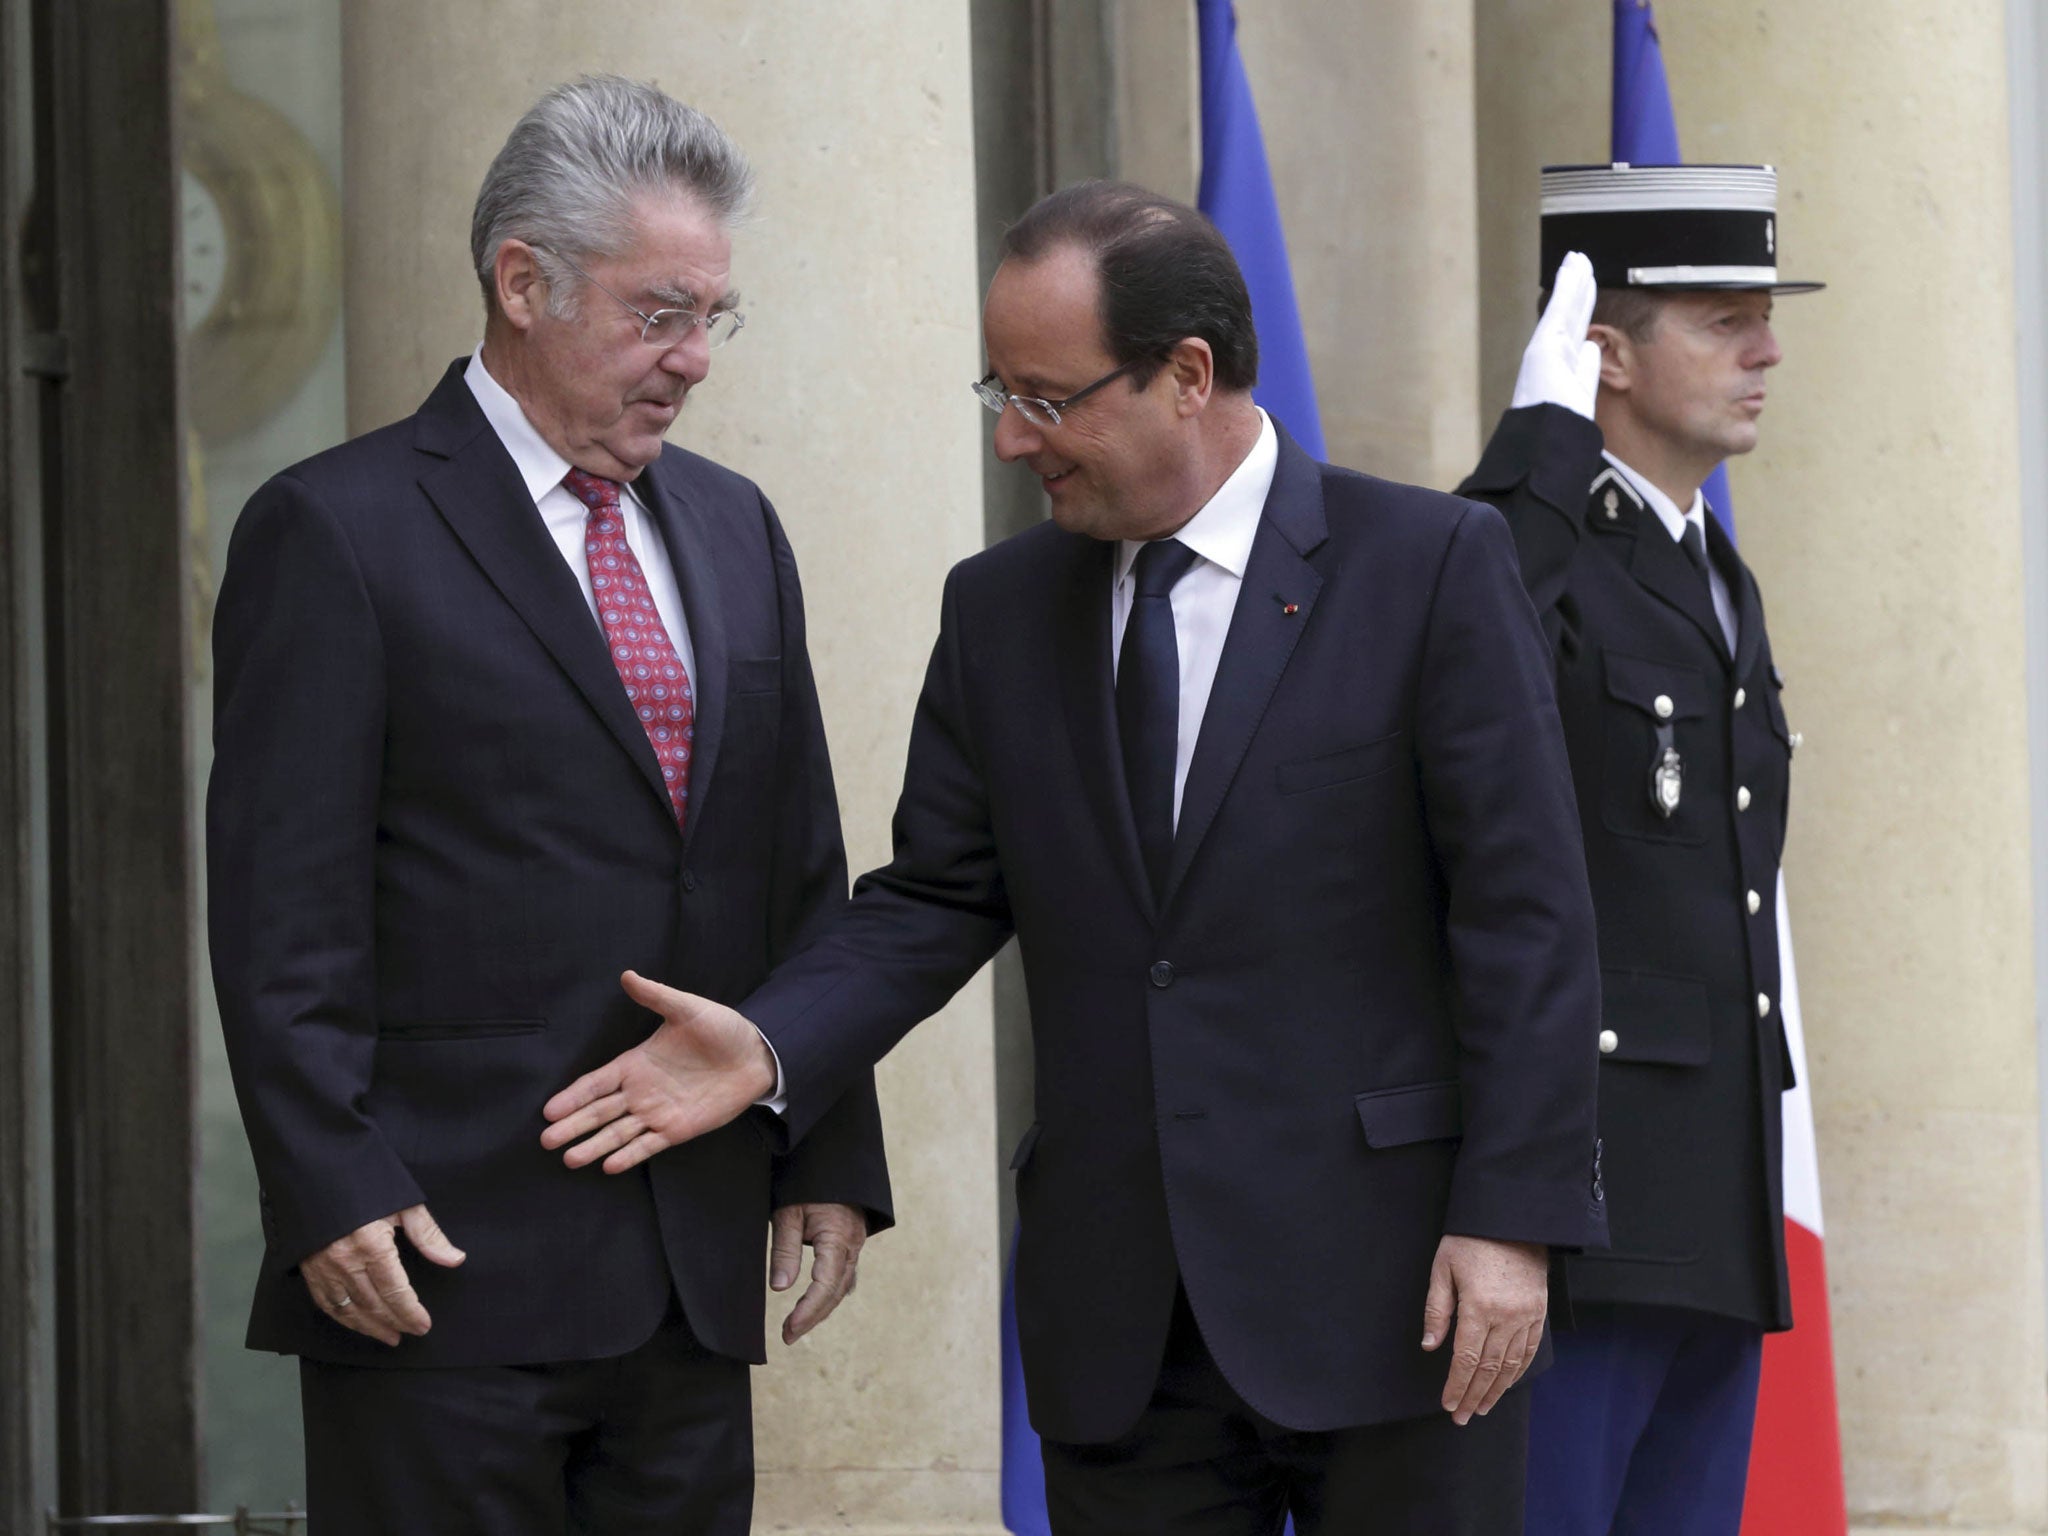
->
xmin=564 ymin=468 xmax=694 ymax=829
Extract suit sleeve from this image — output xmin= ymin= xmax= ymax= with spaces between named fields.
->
xmin=753 ymin=497 xmax=895 ymax=1230
xmin=1414 ymin=500 xmax=1607 ymax=1249
xmin=206 ymin=473 xmax=424 ymax=1265
xmin=744 ymin=564 xmax=1015 ymax=1147
xmin=1456 ymin=402 xmax=1605 ymax=644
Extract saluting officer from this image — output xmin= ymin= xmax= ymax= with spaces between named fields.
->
xmin=1457 ymin=164 xmax=1821 ymax=1536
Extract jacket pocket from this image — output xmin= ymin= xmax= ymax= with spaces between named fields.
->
xmin=1599 ymin=970 xmax=1710 ymax=1066
xmin=1277 ymin=731 xmax=1406 ymax=795
xmin=732 ymin=655 xmax=782 ymax=697
xmin=1355 ymin=1080 xmax=1462 ymax=1147
xmin=377 ymin=1018 xmax=546 ymax=1042
xmin=1600 ymin=648 xmax=1712 ymax=846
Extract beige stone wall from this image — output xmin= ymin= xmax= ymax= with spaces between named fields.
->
xmin=340 ymin=6 xmax=1001 ymax=1531
xmin=1232 ymin=3 xmax=1482 ymax=488
xmin=1474 ymin=2 xmax=2048 ymax=1529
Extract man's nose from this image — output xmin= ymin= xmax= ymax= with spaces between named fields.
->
xmin=991 ymin=403 xmax=1041 ymax=463
xmin=1750 ymin=321 xmax=1782 ymax=370
xmin=658 ymin=325 xmax=713 ymax=379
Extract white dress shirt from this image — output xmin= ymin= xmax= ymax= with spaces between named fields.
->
xmin=463 ymin=349 xmax=697 ymax=683
xmin=1111 ymin=410 xmax=1278 ymax=829
xmin=1602 ymin=450 xmax=1737 ymax=654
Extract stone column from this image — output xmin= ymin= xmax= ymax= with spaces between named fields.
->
xmin=1234 ymin=2 xmax=1483 ymax=489
xmin=1476 ymin=3 xmax=2048 ymax=1530
xmin=340 ymin=6 xmax=1002 ymax=1530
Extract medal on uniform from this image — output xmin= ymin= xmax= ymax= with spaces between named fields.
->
xmin=1649 ymin=722 xmax=1683 ymax=818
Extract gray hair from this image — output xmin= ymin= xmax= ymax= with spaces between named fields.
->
xmin=470 ymin=74 xmax=755 ymax=318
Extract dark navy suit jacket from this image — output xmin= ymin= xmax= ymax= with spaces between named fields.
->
xmin=744 ymin=429 xmax=1606 ymax=1443
xmin=207 ymin=360 xmax=891 ymax=1369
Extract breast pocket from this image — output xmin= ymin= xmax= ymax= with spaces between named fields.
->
xmin=1276 ymin=731 xmax=1407 ymax=795
xmin=1600 ymin=649 xmax=1711 ymax=846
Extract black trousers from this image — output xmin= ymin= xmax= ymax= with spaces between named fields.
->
xmin=299 ymin=1295 xmax=751 ymax=1536
xmin=1040 ymin=1287 xmax=1528 ymax=1536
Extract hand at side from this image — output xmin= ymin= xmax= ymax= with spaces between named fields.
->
xmin=541 ymin=970 xmax=778 ymax=1173
xmin=1420 ymin=1233 xmax=1549 ymax=1425
xmin=770 ymin=1202 xmax=868 ymax=1345
xmin=299 ymin=1204 xmax=465 ymax=1347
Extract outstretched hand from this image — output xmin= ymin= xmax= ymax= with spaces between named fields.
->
xmin=1510 ymin=250 xmax=1602 ymax=421
xmin=540 ymin=971 xmax=778 ymax=1174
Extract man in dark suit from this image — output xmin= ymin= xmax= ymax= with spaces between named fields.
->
xmin=207 ymin=76 xmax=890 ymax=1535
xmin=539 ymin=181 xmax=1605 ymax=1535
xmin=1456 ymin=164 xmax=1819 ymax=1535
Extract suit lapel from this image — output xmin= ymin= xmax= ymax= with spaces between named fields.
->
xmin=1707 ymin=513 xmax=1765 ymax=685
xmin=636 ymin=459 xmax=727 ymax=861
xmin=1055 ymin=534 xmax=1154 ymax=918
xmin=412 ymin=364 xmax=679 ymax=831
xmin=1162 ymin=434 xmax=1327 ymax=908
xmin=1590 ymin=467 xmax=1729 ymax=665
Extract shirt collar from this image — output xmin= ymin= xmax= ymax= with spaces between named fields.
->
xmin=1116 ymin=409 xmax=1278 ymax=585
xmin=1601 ymin=449 xmax=1707 ymax=546
xmin=465 ymin=347 xmax=575 ymax=507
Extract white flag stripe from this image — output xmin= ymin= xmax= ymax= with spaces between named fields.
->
xmin=1776 ymin=872 xmax=1824 ymax=1235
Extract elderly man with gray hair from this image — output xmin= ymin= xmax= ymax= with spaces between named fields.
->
xmin=207 ymin=75 xmax=891 ymax=1534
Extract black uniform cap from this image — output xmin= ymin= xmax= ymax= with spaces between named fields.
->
xmin=1540 ymin=163 xmax=1823 ymax=295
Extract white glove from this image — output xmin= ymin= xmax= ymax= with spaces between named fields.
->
xmin=1510 ymin=251 xmax=1601 ymax=421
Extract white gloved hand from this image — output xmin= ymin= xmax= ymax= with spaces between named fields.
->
xmin=1510 ymin=251 xmax=1602 ymax=420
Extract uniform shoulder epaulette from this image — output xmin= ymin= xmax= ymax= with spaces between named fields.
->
xmin=1586 ymin=465 xmax=1646 ymax=529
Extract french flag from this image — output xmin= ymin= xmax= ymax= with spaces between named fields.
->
xmin=1613 ymin=5 xmax=1847 ymax=1532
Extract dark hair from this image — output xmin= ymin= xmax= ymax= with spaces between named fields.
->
xmin=1540 ymin=284 xmax=1664 ymax=343
xmin=1001 ymin=180 xmax=1259 ymax=392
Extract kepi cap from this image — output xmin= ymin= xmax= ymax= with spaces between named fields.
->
xmin=1540 ymin=163 xmax=1823 ymax=294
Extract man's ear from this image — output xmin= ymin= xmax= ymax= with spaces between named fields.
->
xmin=494 ymin=240 xmax=548 ymax=333
xmin=1168 ymin=337 xmax=1215 ymax=418
xmin=1589 ymin=322 xmax=1632 ymax=394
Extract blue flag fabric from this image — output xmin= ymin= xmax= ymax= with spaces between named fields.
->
xmin=1195 ymin=0 xmax=1327 ymax=459
xmin=1611 ymin=0 xmax=1735 ymax=534
xmin=1000 ymin=1239 xmax=1050 ymax=1532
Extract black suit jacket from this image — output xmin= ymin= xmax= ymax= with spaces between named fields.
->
xmin=1460 ymin=403 xmax=1794 ymax=1329
xmin=207 ymin=360 xmax=892 ymax=1369
xmin=743 ymin=430 xmax=1606 ymax=1443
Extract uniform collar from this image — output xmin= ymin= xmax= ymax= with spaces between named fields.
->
xmin=1600 ymin=449 xmax=1708 ymax=548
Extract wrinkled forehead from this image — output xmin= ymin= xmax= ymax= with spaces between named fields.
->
xmin=982 ymin=245 xmax=1111 ymax=375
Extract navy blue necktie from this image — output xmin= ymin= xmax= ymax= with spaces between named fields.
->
xmin=1117 ymin=538 xmax=1200 ymax=901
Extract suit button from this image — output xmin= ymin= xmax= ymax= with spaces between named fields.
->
xmin=1734 ymin=687 xmax=1747 ymax=709
xmin=1653 ymin=694 xmax=1674 ymax=720
xmin=1758 ymin=993 xmax=1772 ymax=1019
xmin=1747 ymin=889 xmax=1762 ymax=915
xmin=1598 ymin=1029 xmax=1618 ymax=1054
xmin=681 ymin=870 xmax=699 ymax=892
xmin=1149 ymin=961 xmax=1175 ymax=989
xmin=1737 ymin=786 xmax=1752 ymax=811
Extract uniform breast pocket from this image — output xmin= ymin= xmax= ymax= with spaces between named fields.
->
xmin=1599 ymin=650 xmax=1711 ymax=846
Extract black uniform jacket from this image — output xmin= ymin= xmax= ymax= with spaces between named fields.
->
xmin=743 ymin=429 xmax=1608 ymax=1444
xmin=207 ymin=360 xmax=893 ymax=1369
xmin=1460 ymin=402 xmax=1795 ymax=1331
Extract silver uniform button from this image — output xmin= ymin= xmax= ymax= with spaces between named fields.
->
xmin=1734 ymin=687 xmax=1747 ymax=709
xmin=1758 ymin=993 xmax=1772 ymax=1019
xmin=1654 ymin=694 xmax=1674 ymax=720
xmin=1737 ymin=786 xmax=1752 ymax=811
xmin=1747 ymin=889 xmax=1762 ymax=915
xmin=1598 ymin=1029 xmax=1619 ymax=1054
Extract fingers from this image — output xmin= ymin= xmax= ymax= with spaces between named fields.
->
xmin=1550 ymin=250 xmax=1598 ymax=338
xmin=1420 ymin=1249 xmax=1454 ymax=1351
xmin=1440 ymin=1300 xmax=1491 ymax=1422
xmin=620 ymin=968 xmax=693 ymax=1019
xmin=559 ymin=1110 xmax=648 ymax=1170
xmin=601 ymin=1128 xmax=678 ymax=1175
xmin=541 ymin=1068 xmax=624 ymax=1133
xmin=1473 ymin=1317 xmax=1543 ymax=1418
xmin=769 ymin=1206 xmax=804 ymax=1292
xmin=300 ymin=1217 xmax=423 ymax=1346
xmin=398 ymin=1204 xmax=465 ymax=1269
xmin=781 ymin=1228 xmax=859 ymax=1345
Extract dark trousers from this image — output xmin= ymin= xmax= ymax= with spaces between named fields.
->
xmin=1040 ymin=1287 xmax=1528 ymax=1536
xmin=1523 ymin=1304 xmax=1764 ymax=1536
xmin=299 ymin=1296 xmax=752 ymax=1536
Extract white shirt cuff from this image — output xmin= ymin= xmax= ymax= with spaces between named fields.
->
xmin=752 ymin=1027 xmax=788 ymax=1116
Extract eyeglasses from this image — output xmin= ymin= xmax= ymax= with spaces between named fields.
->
xmin=538 ymin=247 xmax=746 ymax=349
xmin=972 ymin=356 xmax=1150 ymax=428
